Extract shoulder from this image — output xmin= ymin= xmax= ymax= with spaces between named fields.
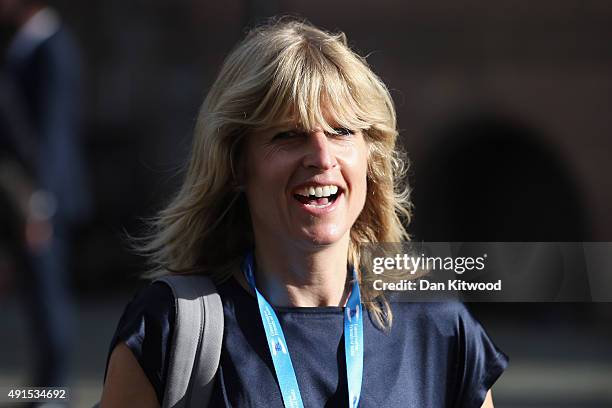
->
xmin=106 ymin=281 xmax=176 ymax=404
xmin=109 ymin=281 xmax=176 ymax=360
xmin=389 ymin=302 xmax=508 ymax=407
xmin=121 ymin=281 xmax=176 ymax=324
xmin=389 ymin=301 xmax=476 ymax=335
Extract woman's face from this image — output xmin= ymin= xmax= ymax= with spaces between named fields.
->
xmin=243 ymin=122 xmax=368 ymax=249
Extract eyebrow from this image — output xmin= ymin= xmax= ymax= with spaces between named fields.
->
xmin=260 ymin=121 xmax=300 ymax=132
xmin=272 ymin=122 xmax=350 ymax=131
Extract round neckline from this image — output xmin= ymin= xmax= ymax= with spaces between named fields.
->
xmin=222 ymin=275 xmax=344 ymax=314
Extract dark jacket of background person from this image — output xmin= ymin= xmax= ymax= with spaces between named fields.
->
xmin=1 ymin=4 xmax=91 ymax=387
xmin=4 ymin=6 xmax=90 ymax=225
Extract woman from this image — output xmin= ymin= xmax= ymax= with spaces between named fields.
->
xmin=101 ymin=19 xmax=507 ymax=408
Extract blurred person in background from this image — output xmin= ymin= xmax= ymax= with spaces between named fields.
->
xmin=101 ymin=19 xmax=507 ymax=407
xmin=0 ymin=73 xmax=37 ymax=296
xmin=0 ymin=0 xmax=91 ymax=389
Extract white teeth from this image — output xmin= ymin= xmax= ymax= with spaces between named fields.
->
xmin=295 ymin=185 xmax=340 ymax=198
xmin=306 ymin=201 xmax=331 ymax=208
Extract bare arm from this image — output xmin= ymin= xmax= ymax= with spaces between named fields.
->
xmin=100 ymin=343 xmax=160 ymax=408
xmin=480 ymin=390 xmax=494 ymax=408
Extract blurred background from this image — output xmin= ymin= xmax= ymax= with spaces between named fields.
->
xmin=1 ymin=0 xmax=611 ymax=407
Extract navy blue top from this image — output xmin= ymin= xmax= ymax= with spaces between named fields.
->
xmin=105 ymin=277 xmax=508 ymax=407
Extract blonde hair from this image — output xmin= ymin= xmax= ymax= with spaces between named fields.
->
xmin=138 ymin=18 xmax=411 ymax=329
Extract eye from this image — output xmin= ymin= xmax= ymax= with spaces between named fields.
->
xmin=332 ymin=127 xmax=354 ymax=136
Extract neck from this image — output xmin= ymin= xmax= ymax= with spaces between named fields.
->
xmin=248 ymin=235 xmax=351 ymax=307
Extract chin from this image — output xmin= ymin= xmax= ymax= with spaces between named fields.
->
xmin=298 ymin=225 xmax=347 ymax=247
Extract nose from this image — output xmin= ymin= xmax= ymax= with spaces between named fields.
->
xmin=302 ymin=130 xmax=337 ymax=170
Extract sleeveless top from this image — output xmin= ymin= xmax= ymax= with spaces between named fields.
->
xmin=105 ymin=277 xmax=508 ymax=407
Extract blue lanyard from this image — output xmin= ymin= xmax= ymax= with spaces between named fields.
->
xmin=242 ymin=251 xmax=364 ymax=408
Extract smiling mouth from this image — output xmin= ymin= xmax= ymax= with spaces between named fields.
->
xmin=293 ymin=186 xmax=341 ymax=208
